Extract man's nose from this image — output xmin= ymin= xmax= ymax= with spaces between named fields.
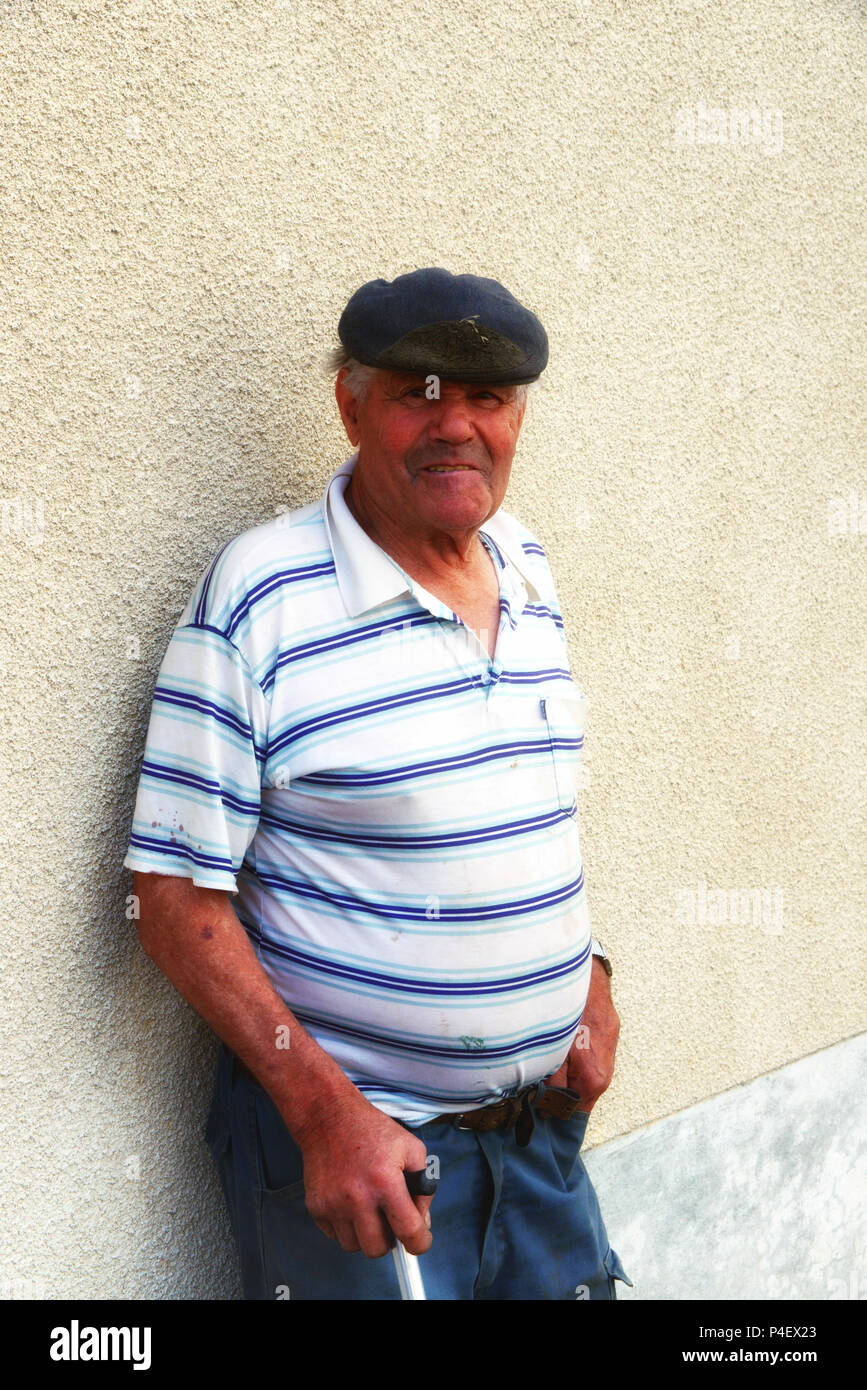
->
xmin=429 ymin=396 xmax=474 ymax=442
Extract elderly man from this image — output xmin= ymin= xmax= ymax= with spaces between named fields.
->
xmin=124 ymin=268 xmax=631 ymax=1300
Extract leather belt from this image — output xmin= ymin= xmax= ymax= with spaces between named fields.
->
xmin=429 ymin=1084 xmax=586 ymax=1147
xmin=231 ymin=1054 xmax=584 ymax=1150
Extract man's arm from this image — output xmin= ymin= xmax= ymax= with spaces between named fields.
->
xmin=544 ymin=957 xmax=620 ymax=1111
xmin=133 ymin=870 xmax=433 ymax=1258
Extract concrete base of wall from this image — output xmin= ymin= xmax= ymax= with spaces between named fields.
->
xmin=584 ymin=1034 xmax=866 ymax=1300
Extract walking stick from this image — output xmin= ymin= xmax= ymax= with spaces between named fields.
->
xmin=392 ymin=1168 xmax=438 ymax=1300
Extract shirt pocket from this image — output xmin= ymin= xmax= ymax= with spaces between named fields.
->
xmin=539 ymin=687 xmax=587 ymax=813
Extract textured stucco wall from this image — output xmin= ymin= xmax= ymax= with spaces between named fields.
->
xmin=0 ymin=0 xmax=863 ymax=1298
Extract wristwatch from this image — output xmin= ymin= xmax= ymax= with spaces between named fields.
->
xmin=590 ymin=937 xmax=613 ymax=977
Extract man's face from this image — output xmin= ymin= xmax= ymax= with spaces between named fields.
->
xmin=335 ymin=369 xmax=526 ymax=536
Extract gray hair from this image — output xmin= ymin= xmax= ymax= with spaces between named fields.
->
xmin=326 ymin=343 xmax=531 ymax=410
xmin=325 ymin=345 xmax=379 ymax=401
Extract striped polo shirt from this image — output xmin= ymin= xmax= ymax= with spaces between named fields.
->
xmin=124 ymin=452 xmax=593 ymax=1123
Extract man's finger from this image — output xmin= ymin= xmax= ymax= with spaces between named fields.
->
xmin=381 ymin=1185 xmax=433 ymax=1256
xmin=406 ymin=1191 xmax=434 ymax=1232
xmin=332 ymin=1218 xmax=361 ymax=1253
xmin=354 ymin=1208 xmax=395 ymax=1259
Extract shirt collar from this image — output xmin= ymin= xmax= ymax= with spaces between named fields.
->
xmin=321 ymin=451 xmax=543 ymax=619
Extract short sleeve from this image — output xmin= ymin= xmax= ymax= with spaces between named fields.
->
xmin=123 ymin=622 xmax=271 ymax=892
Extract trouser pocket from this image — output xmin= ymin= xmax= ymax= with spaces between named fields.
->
xmin=546 ymin=1107 xmax=591 ymax=1186
xmin=251 ymin=1082 xmax=306 ymax=1197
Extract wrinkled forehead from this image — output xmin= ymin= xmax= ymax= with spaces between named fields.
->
xmin=373 ymin=368 xmax=523 ymax=398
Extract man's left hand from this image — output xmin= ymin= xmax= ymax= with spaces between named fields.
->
xmin=543 ymin=957 xmax=620 ymax=1113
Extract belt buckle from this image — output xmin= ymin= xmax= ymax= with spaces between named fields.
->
xmin=452 ymin=1084 xmax=541 ymax=1133
xmin=454 ymin=1100 xmax=507 ymax=1131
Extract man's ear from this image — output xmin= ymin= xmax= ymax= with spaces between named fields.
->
xmin=335 ymin=369 xmax=362 ymax=447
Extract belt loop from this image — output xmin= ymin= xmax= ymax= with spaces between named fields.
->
xmin=515 ymin=1090 xmax=536 ymax=1148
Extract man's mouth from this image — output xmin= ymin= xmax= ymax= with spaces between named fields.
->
xmin=422 ymin=463 xmax=478 ymax=473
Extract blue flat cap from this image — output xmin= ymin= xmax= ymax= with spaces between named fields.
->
xmin=338 ymin=267 xmax=548 ymax=385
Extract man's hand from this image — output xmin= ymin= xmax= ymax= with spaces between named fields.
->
xmin=133 ymin=871 xmax=434 ymax=1260
xmin=297 ymin=1092 xmax=434 ymax=1259
xmin=545 ymin=957 xmax=620 ymax=1112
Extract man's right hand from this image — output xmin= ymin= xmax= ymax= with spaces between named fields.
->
xmin=297 ymin=1092 xmax=435 ymax=1259
xmin=132 ymin=871 xmax=434 ymax=1260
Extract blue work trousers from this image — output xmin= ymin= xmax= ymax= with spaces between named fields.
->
xmin=205 ymin=1043 xmax=632 ymax=1301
